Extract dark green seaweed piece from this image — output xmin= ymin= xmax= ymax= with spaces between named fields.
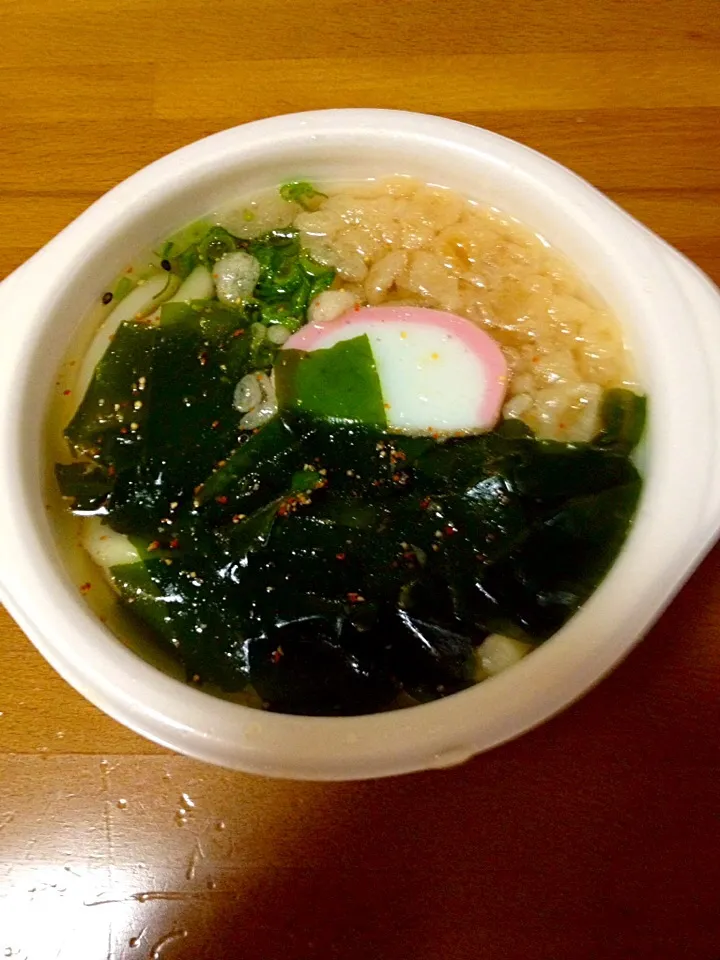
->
xmin=248 ymin=617 xmax=397 ymax=715
xmin=103 ymin=308 xmax=249 ymax=531
xmin=294 ymin=420 xmax=434 ymax=496
xmin=592 ymin=388 xmax=647 ymax=453
xmin=479 ymin=480 xmax=642 ymax=638
xmin=64 ymin=320 xmax=157 ymax=471
xmin=508 ymin=441 xmax=639 ymax=500
xmin=66 ymin=301 xmax=260 ymax=532
xmin=223 ymin=499 xmax=283 ymax=557
xmin=494 ymin=418 xmax=535 ymax=440
xmin=415 ymin=431 xmax=639 ymax=502
xmin=109 ymin=559 xmax=252 ymax=689
xmin=55 ymin=461 xmax=114 ymax=514
xmin=387 ymin=608 xmax=477 ymax=701
xmin=196 ymin=417 xmax=301 ymax=511
xmin=414 ymin=432 xmax=523 ymax=494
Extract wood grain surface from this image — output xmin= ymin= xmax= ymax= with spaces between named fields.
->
xmin=1 ymin=2 xmax=720 ymax=958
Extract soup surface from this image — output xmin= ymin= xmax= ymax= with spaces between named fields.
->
xmin=50 ymin=178 xmax=645 ymax=715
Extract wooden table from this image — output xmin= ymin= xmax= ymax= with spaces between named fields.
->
xmin=2 ymin=2 xmax=720 ymax=957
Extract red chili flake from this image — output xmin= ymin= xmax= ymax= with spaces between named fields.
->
xmin=419 ymin=497 xmax=431 ymax=510
xmin=108 ymin=465 xmax=116 ymax=477
xmin=169 ymin=538 xmax=180 ymax=549
xmin=79 ymin=582 xmax=92 ymax=593
xmin=120 ymin=426 xmax=128 ymax=434
xmin=532 ymin=356 xmax=539 ymax=364
xmin=335 ymin=552 xmax=346 ymax=561
xmin=353 ymin=303 xmax=361 ymax=312
xmin=215 ymin=495 xmax=228 ymax=505
xmin=62 ymin=389 xmax=72 ymax=396
xmin=211 ymin=420 xmax=220 ymax=429
xmin=559 ymin=422 xmax=566 ymax=430
xmin=199 ymin=352 xmax=209 ymax=366
xmin=147 ymin=540 xmax=161 ymax=552
xmin=270 ymin=646 xmax=284 ymax=665
xmin=444 ymin=525 xmax=457 ymax=537
xmin=232 ymin=328 xmax=245 ymax=337
xmin=346 ymin=592 xmax=364 ymax=604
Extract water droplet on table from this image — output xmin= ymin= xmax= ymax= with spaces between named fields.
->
xmin=150 ymin=930 xmax=188 ymax=958
xmin=128 ymin=927 xmax=146 ymax=949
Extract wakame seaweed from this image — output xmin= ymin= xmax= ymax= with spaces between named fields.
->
xmin=60 ymin=316 xmax=645 ymax=713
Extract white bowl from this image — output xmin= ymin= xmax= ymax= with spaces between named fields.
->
xmin=2 ymin=109 xmax=720 ymax=781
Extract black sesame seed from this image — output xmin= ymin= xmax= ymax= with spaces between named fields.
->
xmin=161 ymin=259 xmax=172 ymax=271
xmin=102 ymin=291 xmax=113 ymax=305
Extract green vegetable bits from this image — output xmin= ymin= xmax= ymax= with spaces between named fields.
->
xmin=159 ymin=220 xmax=334 ymax=335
